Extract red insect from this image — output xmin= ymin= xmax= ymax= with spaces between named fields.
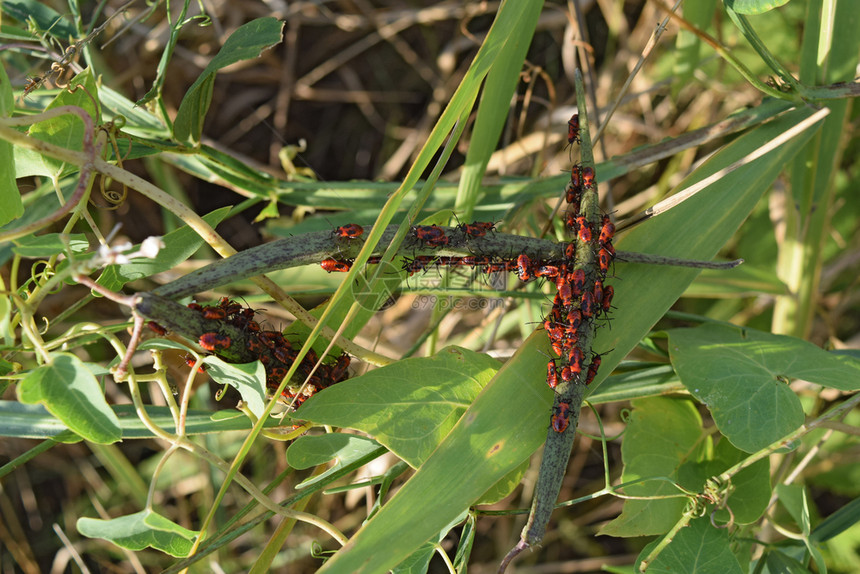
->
xmin=565 ymin=212 xmax=577 ymax=230
xmin=403 ymin=255 xmax=438 ymax=275
xmin=320 ymin=258 xmax=352 ymax=273
xmin=459 ymin=221 xmax=496 ymax=238
xmin=534 ymin=265 xmax=560 ymax=279
xmin=546 ymin=324 xmax=566 ymax=346
xmin=565 ymin=241 xmax=576 ymax=259
xmin=581 ymin=290 xmax=596 ymax=319
xmin=576 ymin=217 xmax=593 ymax=243
xmin=602 ymin=285 xmax=614 ymax=313
xmin=561 ymin=365 xmax=574 ymax=384
xmin=183 ymin=355 xmax=206 ymax=373
xmin=485 ymin=262 xmax=507 ymax=274
xmin=187 ymin=302 xmax=203 ymax=312
xmin=593 ymin=280 xmax=604 ymax=307
xmin=557 ymin=280 xmax=574 ymax=307
xmin=262 ymin=331 xmax=287 ymax=347
xmin=567 ymin=114 xmax=580 ymax=145
xmin=413 ymin=225 xmax=448 ymax=247
xmin=551 ymin=401 xmax=571 ymax=433
xmin=569 ymin=269 xmax=586 ymax=296
xmin=551 ymin=338 xmax=564 ymax=357
xmin=599 ymin=216 xmax=615 ymax=245
xmin=333 ymin=223 xmax=364 ymax=240
xmin=585 ymin=354 xmax=602 ymax=385
xmin=199 ymin=332 xmax=230 ymax=351
xmin=460 ymin=255 xmax=490 ymax=267
xmin=246 ymin=335 xmax=266 ymax=355
xmin=567 ymin=168 xmax=583 ymax=204
xmin=581 ymin=166 xmax=595 ymax=188
xmin=202 ymin=306 xmax=227 ymax=320
xmin=267 ymin=365 xmax=288 ymax=385
xmin=569 ymin=346 xmax=584 ymax=375
xmin=218 ymin=297 xmax=242 ymax=316
xmin=516 ymin=254 xmax=534 ymax=282
xmin=567 ymin=308 xmax=582 ymax=330
xmin=147 ymin=321 xmax=167 ymax=335
xmin=546 ymin=359 xmax=559 ymax=389
xmin=243 ymin=317 xmax=261 ymax=333
xmin=570 ymin=164 xmax=582 ymax=187
xmin=598 ymin=248 xmax=613 ymax=275
xmin=273 ymin=345 xmax=297 ymax=365
xmin=329 ymin=354 xmax=351 ymax=383
xmin=231 ymin=307 xmax=258 ymax=330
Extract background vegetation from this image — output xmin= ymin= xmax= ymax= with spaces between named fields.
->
xmin=1 ymin=1 xmax=858 ymax=573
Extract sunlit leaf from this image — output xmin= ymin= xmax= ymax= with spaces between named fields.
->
xmin=17 ymin=353 xmax=121 ymax=444
xmin=77 ymin=509 xmax=198 ymax=557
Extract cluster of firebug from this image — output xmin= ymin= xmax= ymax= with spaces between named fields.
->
xmin=149 ymin=297 xmax=350 ymax=409
xmin=535 ymin=118 xmax=618 ymax=433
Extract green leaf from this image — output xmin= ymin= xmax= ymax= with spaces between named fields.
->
xmin=77 ymin=509 xmax=199 ymax=557
xmin=392 ymin=510 xmax=469 ymax=574
xmin=12 ymin=233 xmax=90 ymax=257
xmin=0 ymin=61 xmax=22 ymax=226
xmin=297 ymin=346 xmax=499 ymax=468
xmin=1 ymin=0 xmax=77 ymax=37
xmin=454 ymin=1 xmax=542 ymax=220
xmin=26 ymin=68 xmax=100 ymax=177
xmin=201 ymin=356 xmax=266 ymax=419
xmin=599 ymin=397 xmax=706 ymax=537
xmin=475 ymin=458 xmax=529 ymax=505
xmin=317 ymin=329 xmax=553 ymax=574
xmin=667 ymin=323 xmax=860 ymax=452
xmin=286 ymin=434 xmax=385 ymax=490
xmin=173 ymin=18 xmax=283 ymax=145
xmin=17 ymin=353 xmax=121 ymax=444
xmin=638 ymin=516 xmax=745 ymax=574
xmin=725 ymin=0 xmax=791 ymax=16
xmin=776 ymin=484 xmax=810 ymax=535
xmin=97 ymin=206 xmax=231 ymax=291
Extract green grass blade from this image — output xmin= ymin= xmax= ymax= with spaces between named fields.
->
xmin=454 ymin=2 xmax=544 ymax=221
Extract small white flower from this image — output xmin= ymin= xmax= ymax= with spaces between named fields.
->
xmin=137 ymin=236 xmax=165 ymax=259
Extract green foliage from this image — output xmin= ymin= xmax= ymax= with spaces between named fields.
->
xmin=0 ymin=2 xmax=857 ymax=574
xmin=298 ymin=346 xmax=499 ymax=468
xmin=17 ymin=352 xmax=121 ymax=444
xmin=668 ymin=323 xmax=860 ymax=452
xmin=77 ymin=509 xmax=199 ymax=557
xmin=0 ymin=62 xmax=22 ymax=226
xmin=173 ymin=18 xmax=284 ymax=145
